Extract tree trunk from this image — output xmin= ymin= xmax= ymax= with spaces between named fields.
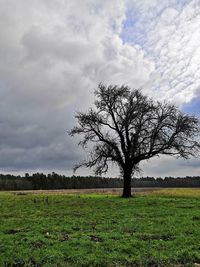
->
xmin=122 ymin=170 xmax=132 ymax=198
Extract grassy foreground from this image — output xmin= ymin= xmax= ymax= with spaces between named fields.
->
xmin=0 ymin=189 xmax=200 ymax=266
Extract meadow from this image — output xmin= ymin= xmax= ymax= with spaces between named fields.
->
xmin=0 ymin=189 xmax=200 ymax=266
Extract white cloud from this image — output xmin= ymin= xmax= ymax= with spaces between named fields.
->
xmin=141 ymin=156 xmax=200 ymax=178
xmin=120 ymin=0 xmax=200 ymax=177
xmin=141 ymin=0 xmax=200 ymax=104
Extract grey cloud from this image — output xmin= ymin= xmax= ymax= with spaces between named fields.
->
xmin=2 ymin=0 xmax=197 ymax=178
xmin=22 ymin=26 xmax=99 ymax=65
xmin=0 ymin=102 xmax=82 ymax=171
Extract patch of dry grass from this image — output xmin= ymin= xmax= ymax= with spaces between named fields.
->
xmin=148 ymin=188 xmax=200 ymax=197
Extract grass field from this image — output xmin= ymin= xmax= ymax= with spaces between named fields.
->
xmin=0 ymin=189 xmax=200 ymax=266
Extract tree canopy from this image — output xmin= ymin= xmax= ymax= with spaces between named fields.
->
xmin=70 ymin=84 xmax=200 ymax=197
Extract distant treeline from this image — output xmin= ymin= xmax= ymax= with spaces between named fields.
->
xmin=0 ymin=172 xmax=200 ymax=190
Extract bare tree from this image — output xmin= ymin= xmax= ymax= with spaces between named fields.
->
xmin=69 ymin=84 xmax=200 ymax=197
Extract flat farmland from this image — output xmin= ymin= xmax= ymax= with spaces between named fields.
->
xmin=0 ymin=188 xmax=200 ymax=266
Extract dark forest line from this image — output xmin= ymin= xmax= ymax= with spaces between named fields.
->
xmin=0 ymin=173 xmax=200 ymax=190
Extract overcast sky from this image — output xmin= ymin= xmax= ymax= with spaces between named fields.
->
xmin=1 ymin=0 xmax=200 ymax=177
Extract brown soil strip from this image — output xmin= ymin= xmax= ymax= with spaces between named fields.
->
xmin=10 ymin=187 xmax=161 ymax=195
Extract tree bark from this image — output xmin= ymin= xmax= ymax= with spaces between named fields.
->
xmin=122 ymin=170 xmax=132 ymax=198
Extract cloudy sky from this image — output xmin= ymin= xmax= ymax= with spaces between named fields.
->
xmin=1 ymin=0 xmax=200 ymax=177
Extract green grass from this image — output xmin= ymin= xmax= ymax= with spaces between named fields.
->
xmin=0 ymin=190 xmax=200 ymax=266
